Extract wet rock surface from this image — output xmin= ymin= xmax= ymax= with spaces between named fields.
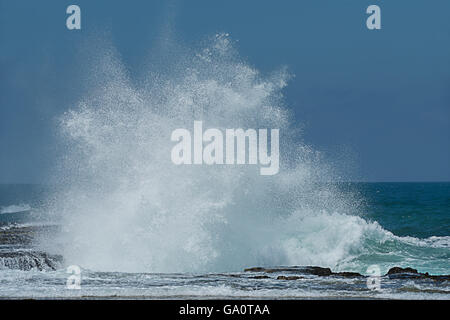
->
xmin=244 ymin=266 xmax=450 ymax=281
xmin=277 ymin=275 xmax=304 ymax=280
xmin=386 ymin=267 xmax=450 ymax=282
xmin=244 ymin=266 xmax=364 ymax=278
xmin=0 ymin=225 xmax=62 ymax=271
xmin=0 ymin=225 xmax=58 ymax=246
xmin=0 ymin=251 xmax=62 ymax=271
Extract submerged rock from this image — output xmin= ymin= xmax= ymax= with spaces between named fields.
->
xmin=0 ymin=251 xmax=62 ymax=271
xmin=244 ymin=266 xmax=363 ymax=278
xmin=277 ymin=275 xmax=304 ymax=280
xmin=333 ymin=272 xmax=364 ymax=278
xmin=244 ymin=266 xmax=334 ymax=276
xmin=303 ymin=266 xmax=333 ymax=276
xmin=385 ymin=267 xmax=450 ymax=281
xmin=243 ymin=265 xmax=448 ymax=281
xmin=386 ymin=267 xmax=418 ymax=275
xmin=0 ymin=225 xmax=63 ymax=271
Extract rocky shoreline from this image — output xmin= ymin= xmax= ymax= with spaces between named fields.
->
xmin=0 ymin=225 xmax=62 ymax=271
xmin=244 ymin=266 xmax=450 ymax=282
xmin=0 ymin=226 xmax=449 ymax=280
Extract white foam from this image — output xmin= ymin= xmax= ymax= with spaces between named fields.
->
xmin=38 ymin=34 xmax=449 ymax=275
xmin=0 ymin=204 xmax=31 ymax=214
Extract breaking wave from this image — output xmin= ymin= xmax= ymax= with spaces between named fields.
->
xmin=38 ymin=34 xmax=449 ymax=275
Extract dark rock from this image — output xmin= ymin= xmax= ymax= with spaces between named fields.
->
xmin=385 ymin=266 xmax=450 ymax=282
xmin=334 ymin=272 xmax=364 ymax=278
xmin=244 ymin=266 xmax=334 ymax=276
xmin=244 ymin=266 xmax=333 ymax=276
xmin=302 ymin=266 xmax=332 ymax=276
xmin=264 ymin=268 xmax=301 ymax=273
xmin=428 ymin=275 xmax=450 ymax=281
xmin=277 ymin=275 xmax=304 ymax=280
xmin=0 ymin=251 xmax=63 ymax=271
xmin=243 ymin=265 xmax=450 ymax=282
xmin=386 ymin=267 xmax=418 ymax=275
xmin=244 ymin=267 xmax=302 ymax=273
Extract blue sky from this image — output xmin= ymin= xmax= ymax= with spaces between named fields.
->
xmin=1 ymin=0 xmax=449 ymax=183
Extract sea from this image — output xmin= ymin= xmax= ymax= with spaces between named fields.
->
xmin=1 ymin=33 xmax=449 ymax=300
xmin=0 ymin=182 xmax=448 ymax=299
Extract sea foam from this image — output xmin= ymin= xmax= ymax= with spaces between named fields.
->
xmin=39 ymin=34 xmax=449 ymax=275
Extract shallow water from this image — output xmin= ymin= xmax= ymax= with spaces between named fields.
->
xmin=0 ymin=265 xmax=449 ymax=300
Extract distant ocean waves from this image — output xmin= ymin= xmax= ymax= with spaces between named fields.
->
xmin=0 ymin=204 xmax=33 ymax=227
xmin=0 ymin=204 xmax=31 ymax=214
